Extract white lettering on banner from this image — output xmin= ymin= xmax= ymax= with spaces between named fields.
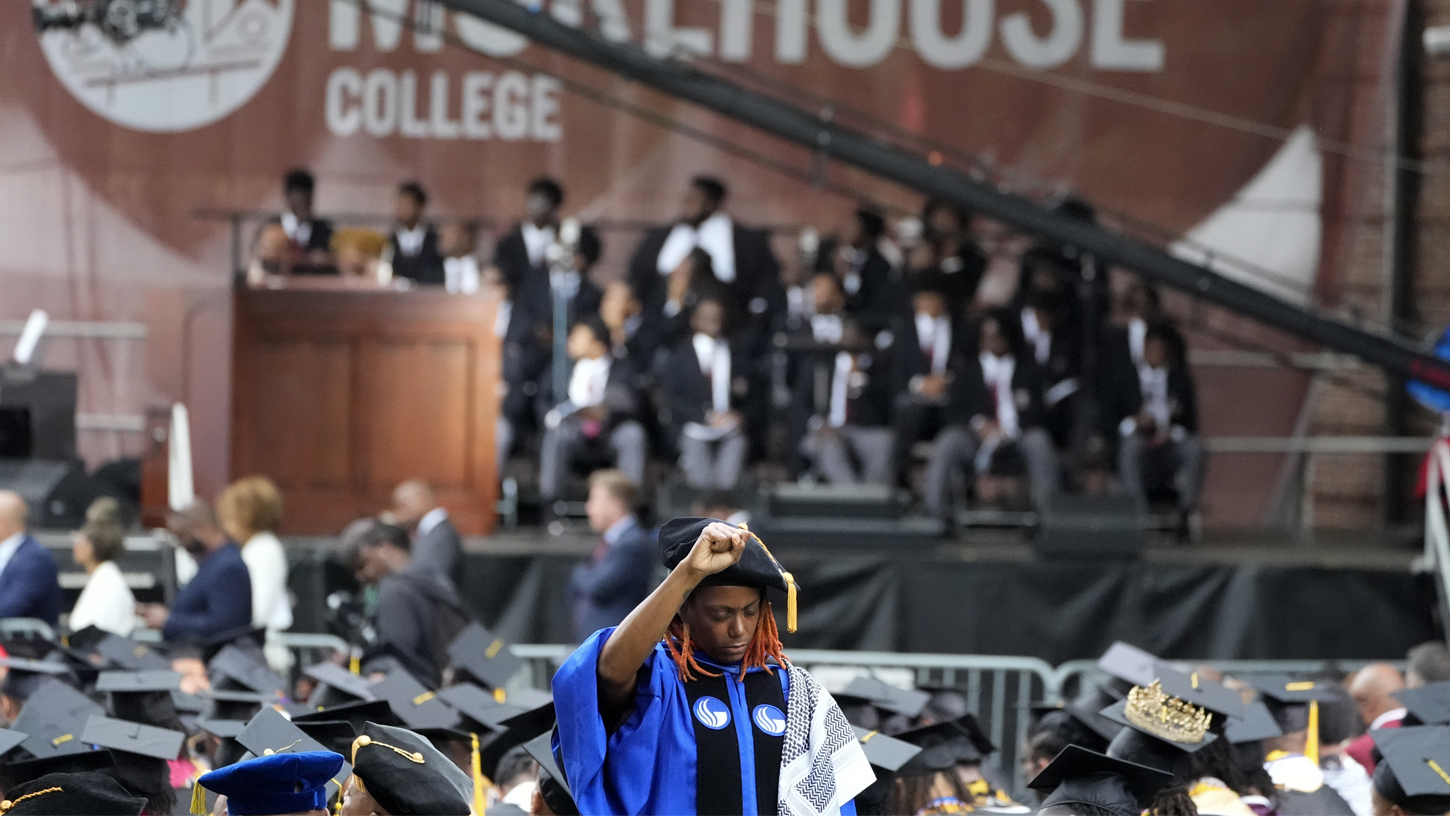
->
xmin=911 ymin=0 xmax=994 ymax=69
xmin=1091 ymin=0 xmax=1163 ymax=70
xmin=645 ymin=0 xmax=713 ymax=59
xmin=1001 ymin=0 xmax=1084 ymax=69
xmin=327 ymin=68 xmax=561 ymax=141
xmin=719 ymin=0 xmax=754 ymax=62
xmin=818 ymin=0 xmax=901 ymax=68
xmin=776 ymin=0 xmax=809 ymax=63
xmin=454 ymin=9 xmax=530 ymax=56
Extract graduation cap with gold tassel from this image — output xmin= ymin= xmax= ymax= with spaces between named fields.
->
xmin=658 ymin=517 xmax=799 ymax=633
xmin=1251 ymin=676 xmax=1338 ymax=765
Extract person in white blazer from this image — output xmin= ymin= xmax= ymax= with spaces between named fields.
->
xmin=69 ymin=501 xmax=135 ymax=636
xmin=219 ymin=476 xmax=294 ymax=673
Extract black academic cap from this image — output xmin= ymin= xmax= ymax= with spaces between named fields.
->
xmin=370 ymin=672 xmax=461 ymax=731
xmin=95 ymin=670 xmax=183 ymax=728
xmin=200 ymin=626 xmax=267 ymax=664
xmin=504 ymin=688 xmax=553 ymax=711
xmin=304 ymin=662 xmax=377 ymax=705
xmin=1394 ymin=681 xmax=1450 ymax=726
xmin=236 ymin=708 xmax=353 ymax=800
xmin=0 ymin=727 xmax=29 ymax=757
xmin=447 ymin=623 xmax=525 ymax=690
xmin=437 ymin=683 xmax=510 ymax=732
xmin=293 ymin=719 xmax=358 ymax=757
xmin=201 ymin=688 xmax=272 ymax=722
xmin=658 ymin=518 xmax=799 ymax=631
xmin=171 ymin=690 xmax=206 ymax=714
xmin=1065 ymin=686 xmax=1127 ymax=743
xmin=94 ymin=670 xmax=182 ymax=693
xmin=0 ymin=655 xmax=77 ymax=702
xmin=477 ymin=700 xmax=556 ymax=781
xmin=208 ymin=644 xmax=287 ymax=697
xmin=0 ymin=770 xmax=146 ymax=816
xmin=836 ymin=676 xmax=931 ymax=719
xmin=524 ymin=730 xmax=577 ymax=816
xmin=1225 ymin=700 xmax=1283 ymax=745
xmin=0 ymin=747 xmax=116 ymax=791
xmin=895 ymin=721 xmax=989 ymax=775
xmin=1097 ymin=642 xmax=1164 ymax=688
xmin=1028 ymin=745 xmax=1172 ymax=816
xmin=11 ymin=678 xmax=106 ymax=759
xmin=351 ymin=722 xmax=472 ymax=816
xmin=1100 ymin=696 xmax=1219 ymax=756
xmin=1248 ymin=675 xmax=1339 ymax=733
xmin=79 ymin=715 xmax=184 ymax=761
xmin=195 ymin=718 xmax=247 ymax=739
xmin=92 ymin=633 xmax=170 ymax=671
xmin=1157 ymin=668 xmax=1246 ymax=724
xmin=852 ymin=726 xmax=923 ymax=775
xmin=1372 ymin=726 xmax=1450 ymax=812
xmin=293 ymin=699 xmax=402 ymax=733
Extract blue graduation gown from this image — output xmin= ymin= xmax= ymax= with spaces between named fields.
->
xmin=555 ymin=627 xmax=857 ymax=816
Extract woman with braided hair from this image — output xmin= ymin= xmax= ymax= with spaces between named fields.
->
xmin=552 ymin=518 xmax=874 ymax=815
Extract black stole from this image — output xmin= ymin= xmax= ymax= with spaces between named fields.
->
xmin=683 ymin=668 xmax=787 ymax=815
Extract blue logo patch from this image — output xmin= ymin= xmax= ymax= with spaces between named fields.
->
xmin=693 ymin=696 xmax=731 ymax=730
xmin=752 ymin=704 xmax=787 ymax=736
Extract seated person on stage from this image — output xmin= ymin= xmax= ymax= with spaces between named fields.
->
xmin=1020 ymin=291 xmax=1083 ymax=451
xmin=653 ymin=246 xmax=727 ymax=352
xmin=352 ymin=522 xmax=462 ymax=688
xmin=440 ymin=220 xmax=481 ymax=294
xmin=68 ymin=497 xmax=136 ymax=636
xmin=600 ymin=279 xmax=658 ymax=369
xmin=538 ymin=317 xmax=649 ymax=504
xmin=834 ymin=206 xmax=901 ymax=321
xmin=386 ymin=181 xmax=446 ymax=286
xmin=252 ymin=168 xmax=335 ymax=276
xmin=923 ymin=309 xmax=1057 ymax=516
xmin=553 ymin=518 xmax=874 ymax=815
xmin=0 ymin=490 xmax=62 ymax=626
xmin=138 ymin=500 xmax=252 ymax=644
xmin=890 ymin=269 xmax=969 ymax=487
xmin=921 ymin=198 xmax=987 ymax=314
xmin=798 ymin=275 xmax=897 ymax=486
xmin=662 ymin=295 xmax=753 ymax=491
xmin=1110 ymin=321 xmax=1203 ymax=536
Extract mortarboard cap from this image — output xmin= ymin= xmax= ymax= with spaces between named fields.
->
xmin=1157 ymin=668 xmax=1245 ymax=725
xmin=0 ymin=655 xmax=77 ymax=703
xmin=1394 ymin=681 xmax=1450 ymax=726
xmin=852 ymin=726 xmax=922 ymax=775
xmin=11 ymin=679 xmax=105 ymax=759
xmin=201 ymin=688 xmax=272 ymax=722
xmin=658 ymin=518 xmax=799 ymax=632
xmin=0 ymin=727 xmax=29 ymax=758
xmin=1064 ymin=685 xmax=1127 ymax=743
xmin=0 ymin=770 xmax=146 ymax=816
xmin=0 ymin=748 xmax=116 ymax=792
xmin=1247 ymin=675 xmax=1338 ymax=762
xmin=1028 ymin=744 xmax=1172 ymax=816
xmin=91 ymin=633 xmax=170 ymax=671
xmin=195 ymin=718 xmax=247 ymax=740
xmin=95 ymin=670 xmax=184 ymax=728
xmin=370 ymin=672 xmax=461 ymax=731
xmin=437 ymin=683 xmax=510 ymax=732
xmin=208 ymin=645 xmax=287 ymax=698
xmin=79 ymin=715 xmax=184 ymax=761
xmin=351 ymin=722 xmax=472 ymax=816
xmin=476 ymin=700 xmax=557 ymax=782
xmin=199 ymin=627 xmax=267 ymax=665
xmin=1097 ymin=642 xmax=1164 ymax=689
xmin=447 ymin=624 xmax=525 ymax=690
xmin=171 ymin=690 xmax=206 ymax=714
xmin=291 ymin=720 xmax=357 ymax=758
xmin=292 ymin=699 xmax=402 ymax=733
xmin=303 ymin=663 xmax=377 ymax=706
xmin=235 ymin=707 xmax=353 ymax=800
xmin=1225 ymin=700 xmax=1283 ymax=745
xmin=894 ymin=720 xmax=988 ymax=775
xmin=94 ymin=670 xmax=183 ymax=693
xmin=1371 ymin=726 xmax=1450 ymax=814
xmin=1100 ymin=691 xmax=1219 ymax=755
xmin=524 ymin=731 xmax=577 ymax=816
xmin=197 ymin=750 xmax=345 ymax=816
xmin=835 ymin=677 xmax=930 ymax=719
xmin=503 ymin=688 xmax=553 ymax=711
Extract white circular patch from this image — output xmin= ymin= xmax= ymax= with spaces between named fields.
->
xmin=35 ymin=0 xmax=294 ymax=133
xmin=752 ymin=704 xmax=786 ymax=737
xmin=693 ymin=696 xmax=731 ymax=730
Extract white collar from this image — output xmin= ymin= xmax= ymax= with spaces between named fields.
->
xmin=602 ymin=515 xmax=636 ymax=545
xmin=521 ymin=222 xmax=556 ymax=267
xmin=417 ymin=507 xmax=449 ymax=538
xmin=656 ymin=212 xmax=736 ymax=283
xmin=693 ymin=333 xmax=723 ymax=370
xmin=0 ymin=532 xmax=24 ymax=560
xmin=1371 ymin=708 xmax=1408 ymax=730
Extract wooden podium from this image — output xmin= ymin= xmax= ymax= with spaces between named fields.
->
xmin=231 ymin=283 xmax=501 ymax=535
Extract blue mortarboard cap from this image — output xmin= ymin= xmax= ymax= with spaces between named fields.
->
xmin=197 ymin=750 xmax=345 ymax=816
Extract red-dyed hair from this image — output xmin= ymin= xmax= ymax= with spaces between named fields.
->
xmin=664 ymin=596 xmax=789 ymax=682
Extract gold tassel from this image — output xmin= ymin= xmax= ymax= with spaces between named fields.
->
xmin=349 ymin=652 xmax=361 ymax=675
xmin=470 ymin=732 xmax=491 ymax=816
xmin=1305 ymin=700 xmax=1319 ymax=766
xmin=784 ymin=572 xmax=797 ymax=633
xmin=190 ymin=782 xmax=207 ymax=816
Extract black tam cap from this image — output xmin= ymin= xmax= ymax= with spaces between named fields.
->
xmin=658 ymin=518 xmax=798 ymax=632
xmin=1372 ymin=726 xmax=1450 ymax=814
xmin=0 ymin=771 xmax=146 ymax=816
xmin=1028 ymin=745 xmax=1172 ymax=816
xmin=351 ymin=722 xmax=472 ymax=816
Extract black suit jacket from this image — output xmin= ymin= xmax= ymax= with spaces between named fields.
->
xmin=946 ymin=354 xmax=1048 ymax=431
xmin=892 ymin=314 xmax=971 ymax=397
xmin=389 ymin=226 xmax=446 ymax=285
xmin=260 ymin=215 xmax=336 ymax=275
xmin=660 ymin=338 xmax=755 ymax=435
xmin=846 ymin=248 xmax=905 ymax=323
xmin=537 ymin=356 xmax=644 ymax=435
xmin=495 ymin=223 xmax=603 ymax=293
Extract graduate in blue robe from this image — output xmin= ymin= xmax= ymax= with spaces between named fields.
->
xmin=553 ymin=517 xmax=872 ymax=816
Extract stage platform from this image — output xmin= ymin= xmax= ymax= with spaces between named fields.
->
xmin=268 ymin=526 xmax=1437 ymax=665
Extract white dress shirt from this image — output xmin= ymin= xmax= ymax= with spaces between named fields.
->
xmin=444 ymin=255 xmax=481 ymax=294
xmin=241 ymin=531 xmax=294 ymax=672
xmin=418 ymin=507 xmax=449 ymax=539
xmin=915 ymin=314 xmax=952 ymax=374
xmin=522 ymin=222 xmax=556 ymax=267
xmin=568 ymin=355 xmax=612 ymax=408
xmin=280 ymin=212 xmax=311 ymax=247
xmin=395 ymin=224 xmax=427 ymax=256
xmin=693 ymin=334 xmax=732 ymax=415
xmin=656 ymin=212 xmax=737 ymax=283
xmin=979 ymin=352 xmax=1019 ymax=438
xmin=0 ymin=532 xmax=24 ymax=580
xmin=68 ymin=560 xmax=136 ymax=636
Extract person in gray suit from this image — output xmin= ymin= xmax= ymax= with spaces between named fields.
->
xmin=391 ymin=480 xmax=463 ymax=586
xmin=569 ymin=469 xmax=657 ymax=643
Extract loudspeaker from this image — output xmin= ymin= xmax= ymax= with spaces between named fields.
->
xmin=0 ymin=459 xmax=98 ymax=529
xmin=0 ymin=367 xmax=78 ymax=460
xmin=1034 ymin=494 xmax=1144 ymax=560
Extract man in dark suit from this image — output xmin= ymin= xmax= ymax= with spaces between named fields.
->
xmin=0 ymin=491 xmax=62 ymax=625
xmin=353 ymin=522 xmax=462 ymax=688
xmin=391 ymin=479 xmax=462 ymax=586
xmin=627 ymin=176 xmax=781 ymax=356
xmin=889 ymin=269 xmax=971 ymax=486
xmin=494 ymin=177 xmax=603 ymax=313
xmin=253 ymin=168 xmax=336 ymax=276
xmin=836 ymin=207 xmax=903 ymax=322
xmin=660 ymin=295 xmax=754 ymax=490
xmin=922 ymin=309 xmax=1058 ymax=517
xmin=386 ymin=181 xmax=445 ymax=286
xmin=569 ymin=470 xmax=655 ymax=642
xmin=138 ymin=501 xmax=252 ymax=644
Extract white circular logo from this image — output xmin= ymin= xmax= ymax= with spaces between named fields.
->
xmin=693 ymin=697 xmax=731 ymax=730
xmin=752 ymin=704 xmax=786 ymax=737
xmin=34 ymin=0 xmax=294 ymax=133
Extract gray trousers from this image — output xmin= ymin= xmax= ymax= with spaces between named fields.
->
xmin=678 ymin=430 xmax=747 ymax=490
xmin=923 ymin=425 xmax=1058 ymax=517
xmin=540 ymin=418 xmax=647 ymax=499
xmin=1119 ymin=432 xmax=1205 ymax=511
xmin=803 ymin=426 xmax=895 ymax=486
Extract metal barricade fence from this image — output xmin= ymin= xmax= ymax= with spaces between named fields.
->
xmin=1051 ymin=658 xmax=1409 ymax=702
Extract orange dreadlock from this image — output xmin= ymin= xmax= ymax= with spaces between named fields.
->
xmin=664 ymin=598 xmax=790 ymax=682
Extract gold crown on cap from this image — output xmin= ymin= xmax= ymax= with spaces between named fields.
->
xmin=1124 ymin=681 xmax=1212 ymax=744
